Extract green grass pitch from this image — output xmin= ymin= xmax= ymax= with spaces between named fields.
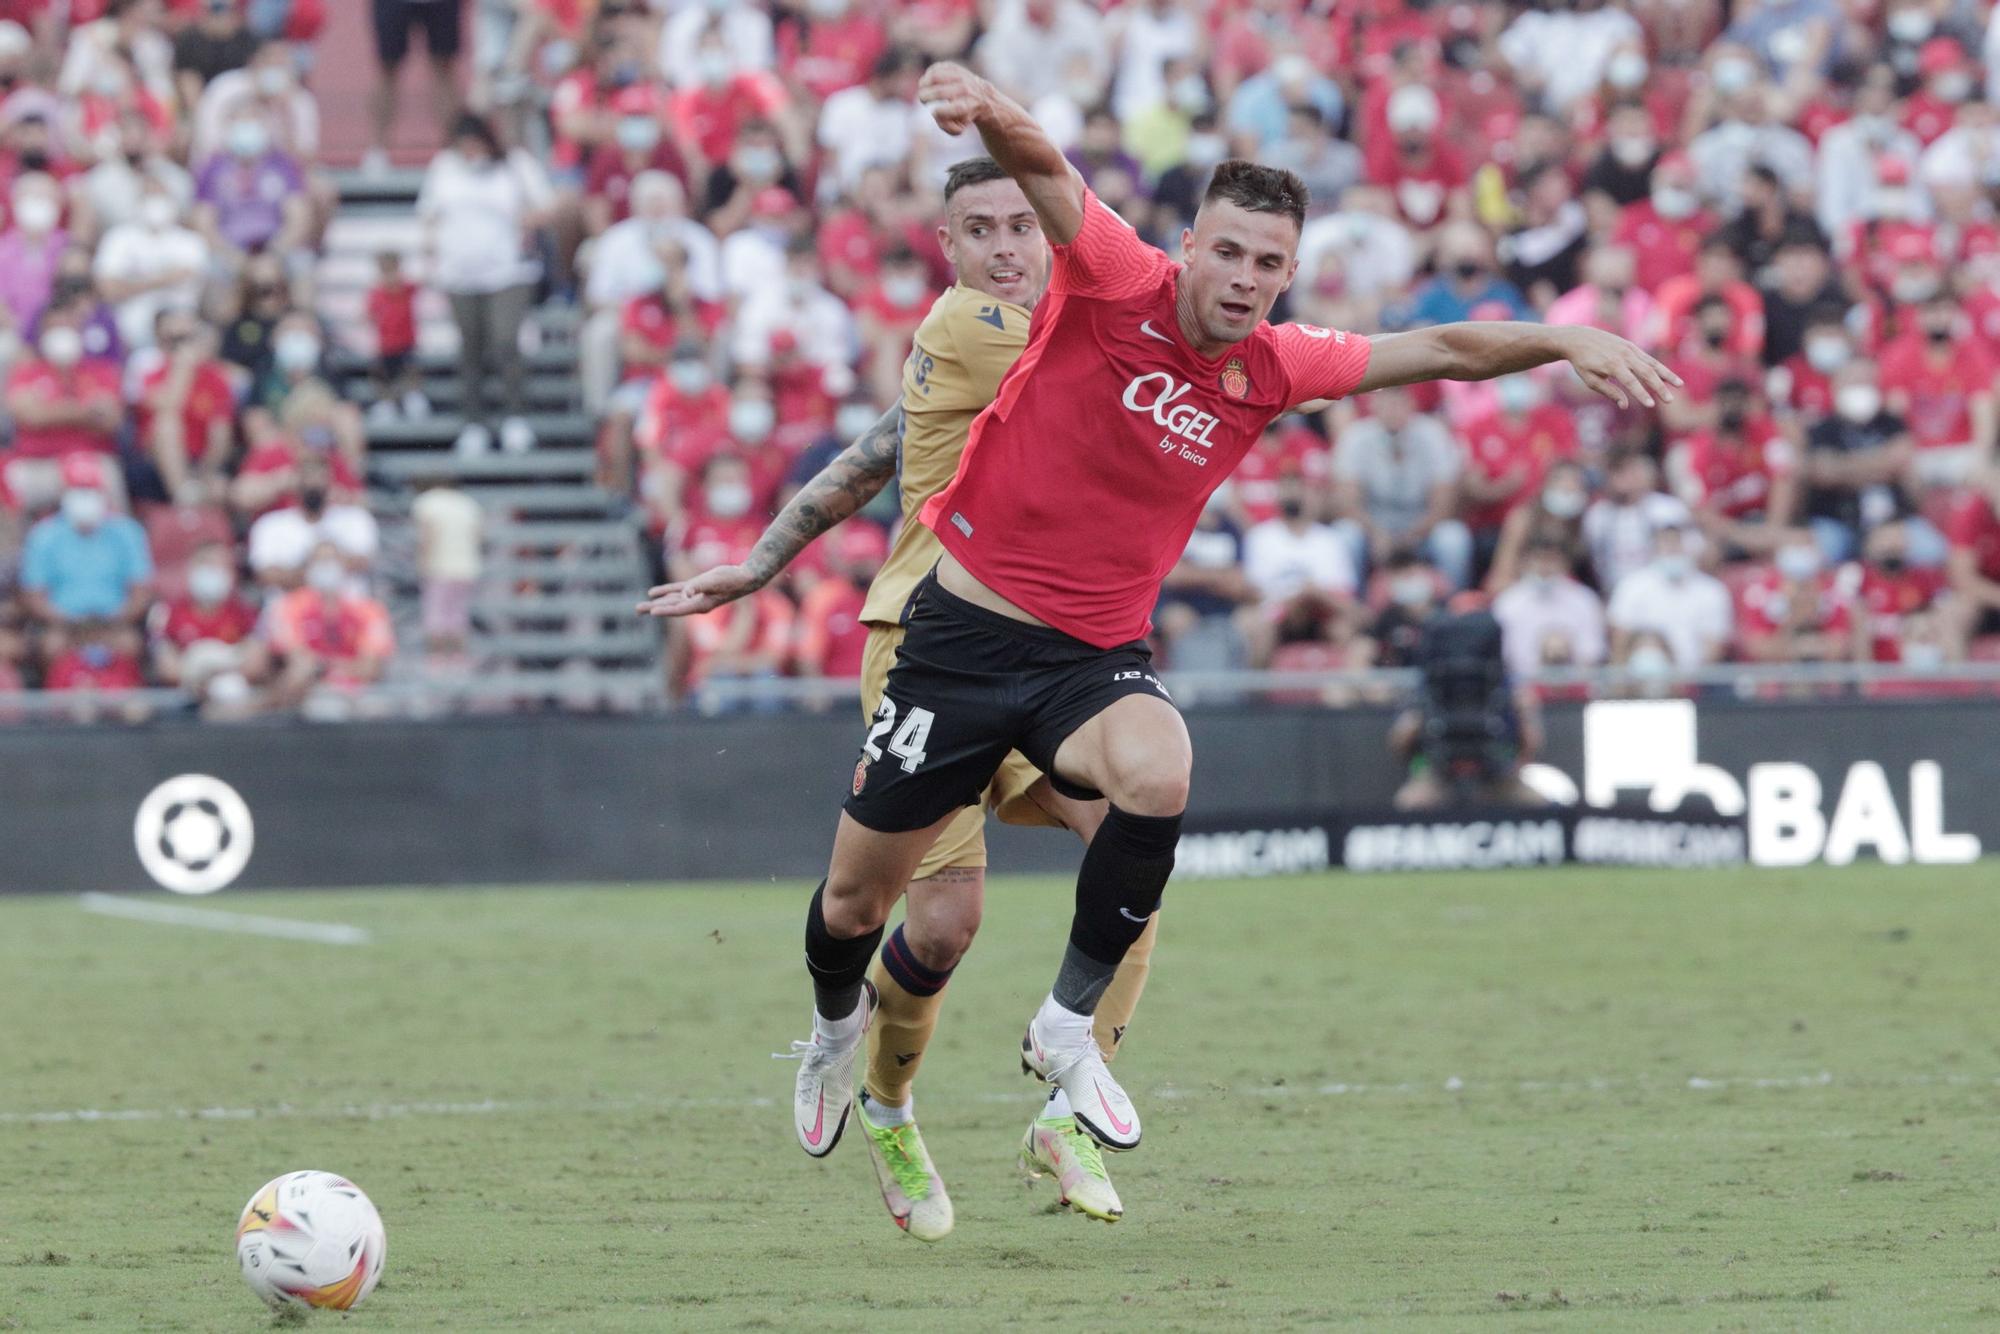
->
xmin=3 ymin=864 xmax=1999 ymax=1330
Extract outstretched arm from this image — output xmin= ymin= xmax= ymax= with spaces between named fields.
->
xmin=917 ymin=61 xmax=1085 ymax=244
xmin=637 ymin=406 xmax=903 ymax=617
xmin=1354 ymin=323 xmax=1681 ymax=410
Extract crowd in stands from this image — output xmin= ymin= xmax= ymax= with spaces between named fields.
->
xmin=7 ymin=0 xmax=2000 ymax=716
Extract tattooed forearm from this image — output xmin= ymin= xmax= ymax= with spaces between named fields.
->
xmin=742 ymin=404 xmax=902 ymax=584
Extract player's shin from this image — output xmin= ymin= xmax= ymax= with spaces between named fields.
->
xmin=804 ymin=879 xmax=885 ymax=1032
xmin=864 ymin=922 xmax=957 ymax=1109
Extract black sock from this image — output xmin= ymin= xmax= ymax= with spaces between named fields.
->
xmin=1055 ymin=806 xmax=1181 ymax=1014
xmin=803 ymin=880 xmax=883 ymax=1021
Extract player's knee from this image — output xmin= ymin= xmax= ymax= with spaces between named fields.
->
xmin=904 ymin=914 xmax=976 ymax=971
xmin=821 ymin=873 xmax=895 ymax=936
xmin=1106 ymin=758 xmax=1190 ymax=817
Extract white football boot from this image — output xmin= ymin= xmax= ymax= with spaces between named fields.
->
xmin=1020 ymin=1009 xmax=1141 ymax=1151
xmin=788 ymin=981 xmax=877 ymax=1158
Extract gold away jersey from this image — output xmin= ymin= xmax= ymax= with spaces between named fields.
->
xmin=858 ymin=282 xmax=1031 ymax=627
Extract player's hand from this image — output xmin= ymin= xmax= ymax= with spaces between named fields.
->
xmin=917 ymin=62 xmax=990 ymax=135
xmin=1558 ymin=326 xmax=1682 ymax=410
xmin=636 ymin=565 xmax=763 ymax=618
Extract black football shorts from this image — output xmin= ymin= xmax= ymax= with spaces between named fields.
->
xmin=843 ymin=572 xmax=1176 ymax=833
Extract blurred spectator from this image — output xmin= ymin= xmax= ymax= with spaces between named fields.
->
xmin=730 ymin=235 xmax=855 ymax=378
xmin=1488 ymin=459 xmax=1592 ymax=593
xmin=192 ymin=40 xmax=318 ymax=168
xmin=20 ymin=454 xmax=151 ymax=664
xmin=815 ymin=48 xmax=918 ymax=200
xmin=74 ymin=109 xmax=192 ymax=243
xmin=92 ymin=174 xmax=207 ymax=352
xmin=1581 ymin=103 xmax=1662 ymax=209
xmin=1614 ymin=152 xmax=1717 ymax=294
xmin=1670 ymin=377 xmax=1800 ymax=555
xmin=192 ymin=108 xmax=311 ymax=269
xmin=1242 ymin=476 xmax=1357 ymax=667
xmin=1942 ymin=470 xmax=2000 ymax=657
xmin=1330 ymin=385 xmax=1469 ymax=589
xmin=1816 ymin=64 xmax=1922 ymax=244
xmin=581 ymin=88 xmax=691 ymax=238
xmin=246 ymin=450 xmax=376 ymax=589
xmin=1877 ymin=292 xmax=1997 ymax=488
xmin=130 ymin=308 xmax=233 ymax=506
xmin=417 ymin=112 xmax=552 ymax=457
xmin=1367 ymin=90 xmax=1470 ymax=233
xmin=1492 ymin=536 xmax=1608 ymax=679
xmin=1851 ymin=522 xmax=1948 ymax=663
xmin=365 ymin=0 xmax=462 ymax=176
xmin=0 ymin=171 xmax=63 ymax=335
xmin=174 ymin=0 xmax=258 ymax=109
xmin=1263 ymin=104 xmax=1362 ymax=213
xmin=1497 ymin=0 xmax=1642 ymax=112
xmin=267 ymin=541 xmax=395 ymax=700
xmin=853 ymin=244 xmax=931 ymax=407
xmin=149 ymin=539 xmax=260 ymax=701
xmin=411 ymin=475 xmax=482 ymax=659
xmin=1688 ymin=85 xmax=1814 ymax=210
xmin=1368 ymin=549 xmax=1446 ymax=669
xmin=1390 ymin=223 xmax=1530 ymax=329
xmin=1584 ymin=450 xmax=1697 ymax=594
xmin=793 ymin=520 xmax=884 ymax=681
xmin=975 ymin=0 xmax=1106 ymax=108
xmin=1756 ymin=238 xmax=1839 ymax=369
xmin=579 ymin=170 xmax=720 ymax=416
xmin=1545 ymin=244 xmax=1652 ymax=345
xmin=1156 ymin=494 xmax=1253 ymax=671
xmin=364 ymin=250 xmax=426 ymax=422
xmin=1607 ymin=522 xmax=1733 ymax=669
xmin=1227 ymin=51 xmax=1342 ymax=151
xmin=1460 ymin=373 xmax=1577 ymax=561
xmin=4 ymin=319 xmax=124 ymax=509
xmin=1651 ymin=237 xmax=1765 ymax=361
xmin=1737 ymin=533 xmax=1858 ymax=663
xmin=1500 ymin=164 xmax=1589 ymax=306
xmin=1801 ymin=358 xmax=1932 ymax=565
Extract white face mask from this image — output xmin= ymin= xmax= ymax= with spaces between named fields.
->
xmin=41 ymin=326 xmax=82 ymax=367
xmin=1185 ymin=132 xmax=1227 ymax=166
xmin=1610 ymin=136 xmax=1655 ymax=169
xmin=62 ymin=488 xmax=107 ymax=528
xmin=226 ymin=118 xmax=269 ymax=158
xmin=1607 ymin=51 xmax=1649 ymax=90
xmin=704 ymin=481 xmax=752 ymax=518
xmin=275 ymin=331 xmax=320 ymax=372
xmin=1542 ymin=488 xmax=1587 ymax=520
xmin=615 ymin=117 xmax=660 ymax=152
xmin=728 ymin=399 xmax=775 ymax=443
xmin=883 ymin=273 xmax=926 ymax=306
xmin=1651 ymin=186 xmax=1698 ymax=219
xmin=14 ymin=195 xmax=56 ymax=232
xmin=141 ymin=194 xmax=178 ymax=230
xmin=255 ymin=65 xmax=291 ymax=96
xmin=305 ymin=558 xmax=345 ymax=593
xmin=1656 ymin=551 xmax=1694 ymax=579
xmin=1712 ymin=56 xmax=1755 ymax=95
xmin=1390 ymin=573 xmax=1433 ymax=608
xmin=697 ymin=50 xmax=733 ymax=87
xmin=1903 ymin=641 xmax=1945 ymax=671
xmin=1934 ymin=72 xmax=1974 ymax=103
xmin=1628 ymin=643 xmax=1674 ymax=677
xmin=1776 ymin=545 xmax=1821 ymax=581
xmin=1805 ymin=336 xmax=1850 ymax=374
xmin=188 ymin=563 xmax=233 ymax=605
xmin=1887 ymin=8 xmax=1934 ymax=41
xmin=669 ymin=360 xmax=712 ymax=394
xmin=835 ymin=404 xmax=878 ymax=439
xmin=1835 ymin=383 xmax=1882 ymax=423
xmin=1890 ymin=270 xmax=1937 ymax=304
xmin=733 ymin=146 xmax=780 ymax=180
xmin=1496 ymin=376 xmax=1540 ymax=414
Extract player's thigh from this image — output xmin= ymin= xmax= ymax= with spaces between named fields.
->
xmin=1049 ymin=694 xmax=1192 ymax=816
xmin=910 ymin=801 xmax=986 ymax=882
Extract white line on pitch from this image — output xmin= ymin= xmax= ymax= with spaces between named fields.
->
xmin=6 ymin=1070 xmax=1996 ymax=1128
xmin=77 ymin=892 xmax=370 ymax=946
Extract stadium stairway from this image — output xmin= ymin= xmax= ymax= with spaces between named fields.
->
xmin=315 ymin=170 xmax=663 ymax=711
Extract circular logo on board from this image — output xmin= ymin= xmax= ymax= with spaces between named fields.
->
xmin=134 ymin=774 xmax=254 ymax=895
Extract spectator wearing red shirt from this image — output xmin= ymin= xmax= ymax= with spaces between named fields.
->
xmin=1614 ymin=152 xmax=1715 ymax=294
xmin=267 ymin=542 xmax=395 ymax=697
xmin=1852 ymin=523 xmax=1948 ymax=662
xmin=1736 ymin=536 xmax=1857 ymax=662
xmin=1877 ymin=295 xmax=1997 ymax=488
xmin=131 ymin=309 xmax=234 ymax=506
xmin=1650 ymin=237 xmax=1766 ymax=361
xmin=1363 ymin=85 xmax=1468 ymax=229
xmin=667 ymin=35 xmax=791 ymax=174
xmin=1902 ymin=39 xmax=1974 ymax=147
xmin=853 ymin=245 xmax=932 ymax=407
xmin=599 ymin=241 xmax=724 ymax=499
xmin=1662 ymin=294 xmax=1767 ymax=441
xmin=669 ymin=452 xmax=765 ymax=578
xmin=581 ymin=85 xmax=690 ymax=235
xmin=793 ymin=521 xmax=886 ymax=682
xmin=1942 ymin=472 xmax=2000 ymax=656
xmin=3 ymin=319 xmax=123 ymax=509
xmin=150 ymin=539 xmax=262 ymax=699
xmin=1773 ymin=310 xmax=1851 ymax=423
xmin=43 ymin=619 xmax=146 ymax=692
xmin=363 ymin=249 xmax=425 ymax=421
xmin=1670 ymin=378 xmax=1800 ymax=556
xmin=1460 ymin=374 xmax=1579 ymax=539
xmin=777 ymin=0 xmax=888 ymax=101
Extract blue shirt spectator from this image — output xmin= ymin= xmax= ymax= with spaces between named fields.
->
xmin=1225 ymin=55 xmax=1344 ymax=149
xmin=22 ymin=496 xmax=153 ymax=620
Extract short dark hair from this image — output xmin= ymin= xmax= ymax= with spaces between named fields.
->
xmin=1201 ymin=159 xmax=1308 ymax=231
xmin=943 ymin=156 xmax=1008 ymax=204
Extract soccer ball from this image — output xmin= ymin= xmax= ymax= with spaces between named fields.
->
xmin=235 ymin=1170 xmax=386 ymax=1311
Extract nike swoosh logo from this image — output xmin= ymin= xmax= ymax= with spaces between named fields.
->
xmin=1118 ymin=907 xmax=1151 ymax=923
xmin=803 ymin=1091 xmax=825 ymax=1146
xmin=1096 ymin=1081 xmax=1134 ymax=1137
xmin=1139 ymin=319 xmax=1173 ymax=343
xmin=894 ymin=1052 xmax=918 ymax=1067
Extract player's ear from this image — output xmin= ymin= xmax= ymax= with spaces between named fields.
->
xmin=1179 ymin=227 xmax=1195 ymax=261
xmin=936 ymin=223 xmax=953 ymax=265
xmin=1281 ymin=256 xmax=1300 ymax=294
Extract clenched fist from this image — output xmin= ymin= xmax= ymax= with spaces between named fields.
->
xmin=917 ymin=62 xmax=992 ymax=135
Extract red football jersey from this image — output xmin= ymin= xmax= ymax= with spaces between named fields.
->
xmin=1945 ymin=491 xmax=2000 ymax=582
xmin=1679 ymin=418 xmax=1796 ymax=519
xmin=919 ymin=192 xmax=1372 ymax=648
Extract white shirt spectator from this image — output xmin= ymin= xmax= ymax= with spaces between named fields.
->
xmin=1688 ymin=117 xmax=1816 ymax=210
xmin=1815 ymin=115 xmax=1925 ymax=242
xmin=1492 ymin=574 xmax=1608 ymax=678
xmin=658 ymin=3 xmax=773 ymax=87
xmin=417 ymin=149 xmax=554 ymax=296
xmin=92 ymin=219 xmax=208 ymax=351
xmin=191 ymin=68 xmax=320 ymax=163
xmin=1919 ymin=124 xmax=2000 ymax=196
xmin=1584 ymin=491 xmax=1697 ymax=593
xmin=59 ymin=16 xmax=173 ymax=111
xmin=584 ymin=214 xmax=722 ymax=309
xmin=1108 ymin=2 xmax=1199 ymax=121
xmin=1332 ymin=412 xmax=1461 ymax=540
xmin=731 ymin=279 xmax=857 ymax=371
xmin=1497 ymin=5 xmax=1642 ymax=111
xmin=1296 ymin=209 xmax=1417 ymax=301
xmin=816 ymin=86 xmax=919 ymax=199
xmin=1607 ymin=561 xmax=1733 ymax=668
xmin=719 ymin=227 xmax=788 ymax=302
xmin=412 ymin=487 xmax=484 ymax=582
xmin=1243 ymin=517 xmax=1358 ymax=604
xmin=1985 ymin=5 xmax=2000 ymax=107
xmin=976 ymin=0 xmax=1108 ymax=106
xmin=248 ymin=504 xmax=381 ymax=578
xmin=79 ymin=154 xmax=194 ymax=237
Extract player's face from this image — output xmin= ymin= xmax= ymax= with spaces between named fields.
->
xmin=939 ymin=179 xmax=1050 ymax=308
xmin=1180 ymin=202 xmax=1300 ymax=347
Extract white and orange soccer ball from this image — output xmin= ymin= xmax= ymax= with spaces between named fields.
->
xmin=235 ymin=1170 xmax=386 ymax=1311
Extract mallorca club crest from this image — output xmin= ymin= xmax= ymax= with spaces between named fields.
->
xmin=1220 ymin=356 xmax=1249 ymax=400
xmin=852 ymin=757 xmax=869 ymax=796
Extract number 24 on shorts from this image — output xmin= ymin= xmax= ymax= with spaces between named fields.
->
xmin=863 ymin=697 xmax=934 ymax=772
